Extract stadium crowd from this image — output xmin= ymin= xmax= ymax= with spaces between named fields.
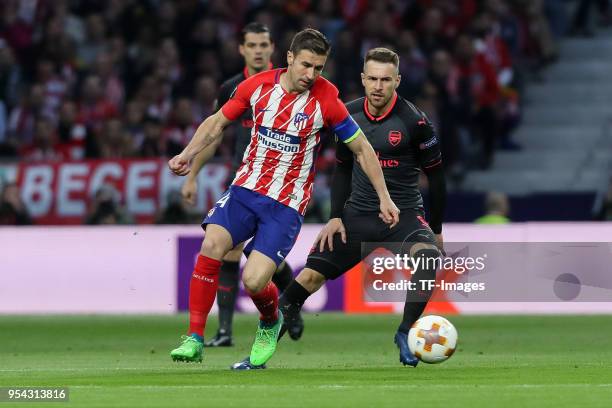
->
xmin=0 ymin=0 xmax=609 ymax=225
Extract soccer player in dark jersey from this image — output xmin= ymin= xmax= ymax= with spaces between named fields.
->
xmin=168 ymin=30 xmax=399 ymax=368
xmin=180 ymin=23 xmax=301 ymax=348
xmin=279 ymin=47 xmax=447 ymax=367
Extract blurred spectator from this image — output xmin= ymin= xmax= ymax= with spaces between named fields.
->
xmin=192 ymin=49 xmax=224 ymax=84
xmin=486 ymin=0 xmax=523 ymax=56
xmin=125 ymin=25 xmax=157 ymax=85
xmin=314 ymin=0 xmax=345 ymax=42
xmin=417 ymin=7 xmax=453 ymax=57
xmin=475 ymin=191 xmax=511 ymax=223
xmin=139 ymin=114 xmax=164 ymax=157
xmin=77 ymin=74 xmax=118 ymax=133
xmin=0 ymin=101 xmax=6 ymax=147
xmin=192 ymin=17 xmax=220 ymax=51
xmin=85 ymin=200 xmax=121 ymax=225
xmin=93 ymin=52 xmax=124 ymax=108
xmin=218 ymin=39 xmax=243 ymax=79
xmin=98 ymin=118 xmax=133 ymax=158
xmin=428 ymin=49 xmax=461 ymax=171
xmin=163 ymin=98 xmax=197 ymax=157
xmin=156 ymin=1 xmax=178 ymax=40
xmin=190 ymin=76 xmax=230 ymax=160
xmin=191 ymin=76 xmax=216 ymax=123
xmin=34 ymin=12 xmax=78 ymax=91
xmin=0 ymin=0 xmax=35 ymax=62
xmin=53 ymin=0 xmax=86 ymax=45
xmin=7 ymin=83 xmax=45 ymax=146
xmin=123 ymin=100 xmax=145 ymax=147
xmin=35 ymin=58 xmax=67 ymax=121
xmin=331 ymin=29 xmax=361 ymax=96
xmin=84 ymin=184 xmax=132 ymax=225
xmin=396 ymin=29 xmax=428 ymax=98
xmin=154 ymin=37 xmax=183 ymax=90
xmin=103 ymin=0 xmax=128 ymax=33
xmin=0 ymin=182 xmax=31 ymax=225
xmin=134 ymin=75 xmax=172 ymax=122
xmin=155 ymin=190 xmax=192 ymax=224
xmin=77 ymin=14 xmax=107 ymax=69
xmin=415 ymin=80 xmax=440 ymax=126
xmin=57 ymin=100 xmax=86 ymax=159
xmin=450 ymin=33 xmax=501 ymax=169
xmin=472 ymin=12 xmax=514 ymax=86
xmin=517 ymin=0 xmax=559 ymax=70
xmin=20 ymin=117 xmax=65 ymax=162
xmin=471 ymin=11 xmax=522 ymax=150
xmin=0 ymin=39 xmax=21 ymax=110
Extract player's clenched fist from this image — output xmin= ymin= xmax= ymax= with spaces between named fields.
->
xmin=168 ymin=154 xmax=191 ymax=176
xmin=379 ymin=197 xmax=400 ymax=228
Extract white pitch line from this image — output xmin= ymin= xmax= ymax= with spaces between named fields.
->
xmin=0 ymin=367 xmax=202 ymax=373
xmin=56 ymin=384 xmax=612 ymax=390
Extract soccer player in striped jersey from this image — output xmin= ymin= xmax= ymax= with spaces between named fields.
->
xmin=168 ymin=29 xmax=399 ymax=368
xmin=180 ymin=23 xmax=300 ymax=348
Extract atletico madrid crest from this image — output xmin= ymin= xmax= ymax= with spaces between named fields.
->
xmin=293 ymin=112 xmax=310 ymax=131
xmin=388 ymin=130 xmax=402 ymax=146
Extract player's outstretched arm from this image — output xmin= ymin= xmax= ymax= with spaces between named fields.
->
xmin=414 ymin=115 xmax=446 ymax=253
xmin=329 ymin=139 xmax=354 ymax=220
xmin=424 ymin=165 xmax=446 ymax=252
xmin=181 ymin=138 xmax=223 ymax=205
xmin=168 ymin=110 xmax=232 ymax=176
xmin=315 ymin=141 xmax=353 ymax=251
xmin=345 ymin=132 xmax=400 ymax=227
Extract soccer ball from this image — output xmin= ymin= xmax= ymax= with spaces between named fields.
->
xmin=408 ymin=315 xmax=458 ymax=364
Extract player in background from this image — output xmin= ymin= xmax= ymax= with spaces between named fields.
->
xmin=168 ymin=29 xmax=400 ymax=368
xmin=278 ymin=48 xmax=446 ymax=367
xmin=181 ymin=23 xmax=302 ymax=347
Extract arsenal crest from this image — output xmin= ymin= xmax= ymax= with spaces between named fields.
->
xmin=388 ymin=130 xmax=402 ymax=146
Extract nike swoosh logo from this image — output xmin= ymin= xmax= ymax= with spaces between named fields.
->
xmin=277 ymin=251 xmax=285 ymax=260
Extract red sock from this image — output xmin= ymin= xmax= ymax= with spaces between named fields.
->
xmin=247 ymin=282 xmax=279 ymax=324
xmin=188 ymin=255 xmax=222 ymax=337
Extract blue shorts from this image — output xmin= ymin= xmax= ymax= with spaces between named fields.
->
xmin=202 ymin=185 xmax=303 ymax=266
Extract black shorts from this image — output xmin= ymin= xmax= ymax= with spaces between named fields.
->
xmin=305 ymin=206 xmax=436 ymax=280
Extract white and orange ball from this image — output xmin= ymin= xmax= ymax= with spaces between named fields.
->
xmin=408 ymin=315 xmax=458 ymax=364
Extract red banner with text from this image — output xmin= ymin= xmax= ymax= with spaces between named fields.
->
xmin=6 ymin=160 xmax=229 ymax=224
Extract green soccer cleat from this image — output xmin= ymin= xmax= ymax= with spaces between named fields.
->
xmin=170 ymin=335 xmax=203 ymax=363
xmin=249 ymin=312 xmax=283 ymax=366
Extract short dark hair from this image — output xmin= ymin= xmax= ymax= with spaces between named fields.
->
xmin=289 ymin=28 xmax=331 ymax=56
xmin=364 ymin=47 xmax=400 ymax=70
xmin=240 ymin=22 xmax=271 ymax=44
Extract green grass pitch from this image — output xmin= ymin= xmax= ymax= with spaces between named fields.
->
xmin=1 ymin=314 xmax=611 ymax=407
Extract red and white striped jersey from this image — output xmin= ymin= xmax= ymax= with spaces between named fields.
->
xmin=221 ymin=68 xmax=360 ymax=214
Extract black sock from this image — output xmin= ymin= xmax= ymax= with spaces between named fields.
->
xmin=398 ymin=248 xmax=439 ymax=334
xmin=217 ymin=260 xmax=240 ymax=335
xmin=279 ymin=280 xmax=310 ymax=313
xmin=272 ymin=262 xmax=293 ymax=294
